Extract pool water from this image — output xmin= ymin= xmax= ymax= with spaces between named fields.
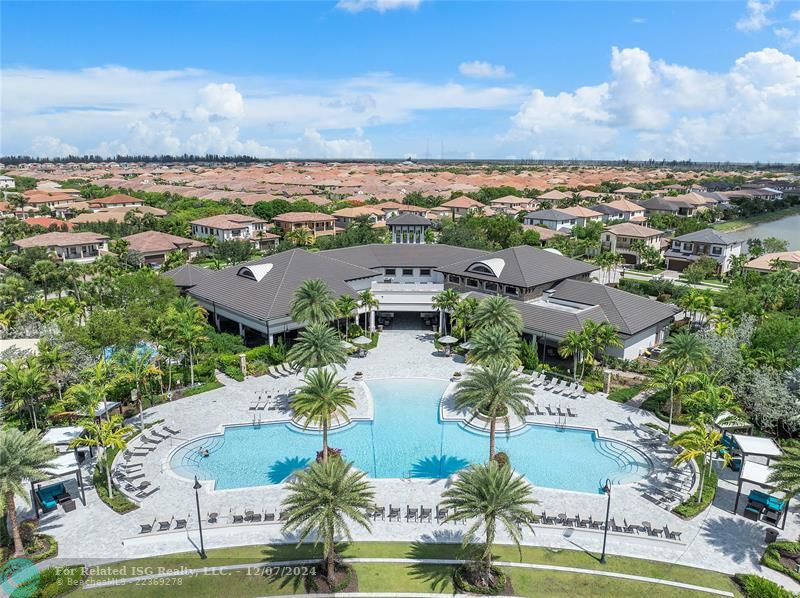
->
xmin=170 ymin=378 xmax=651 ymax=493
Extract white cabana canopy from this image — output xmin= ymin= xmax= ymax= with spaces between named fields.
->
xmin=41 ymin=426 xmax=84 ymax=450
xmin=714 ymin=411 xmax=751 ymax=432
xmin=47 ymin=451 xmax=81 ymax=478
xmin=79 ymin=400 xmax=121 ymax=419
xmin=739 ymin=460 xmax=775 ymax=487
xmin=732 ymin=434 xmax=782 ymax=459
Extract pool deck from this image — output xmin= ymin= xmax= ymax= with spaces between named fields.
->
xmin=29 ymin=330 xmax=800 ymax=590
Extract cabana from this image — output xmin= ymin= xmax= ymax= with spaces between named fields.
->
xmin=731 ymin=434 xmax=782 ymax=466
xmin=80 ymin=400 xmax=122 ymax=421
xmin=30 ymin=452 xmax=87 ymax=518
xmin=41 ymin=426 xmax=84 ymax=454
xmin=714 ymin=411 xmax=753 ymax=435
xmin=732 ymin=460 xmax=789 ymax=529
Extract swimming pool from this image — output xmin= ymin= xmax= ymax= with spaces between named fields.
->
xmin=170 ymin=378 xmax=651 ymax=493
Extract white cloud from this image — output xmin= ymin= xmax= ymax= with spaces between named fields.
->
xmin=336 ymin=0 xmax=420 ymax=13
xmin=300 ymin=128 xmax=373 ymax=158
xmin=736 ymin=0 xmax=776 ymax=32
xmin=791 ymin=9 xmax=800 ymax=21
xmin=194 ymin=83 xmax=244 ymax=120
xmin=458 ymin=61 xmax=512 ymax=79
xmin=31 ymin=136 xmax=79 ymax=158
xmin=508 ymin=47 xmax=800 ymax=161
xmin=631 ymin=17 xmax=647 ymax=24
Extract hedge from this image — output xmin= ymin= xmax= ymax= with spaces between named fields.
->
xmin=15 ymin=565 xmax=85 ymax=598
xmin=179 ymin=381 xmax=223 ymax=398
xmin=93 ymin=450 xmax=139 ymax=514
xmin=607 ymin=384 xmax=644 ymax=403
xmin=734 ymin=573 xmax=795 ymax=598
xmin=762 ymin=540 xmax=800 ymax=585
xmin=673 ymin=456 xmax=718 ymax=519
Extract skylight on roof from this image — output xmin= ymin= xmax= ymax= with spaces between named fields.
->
xmin=237 ymin=263 xmax=273 ymax=282
xmin=467 ymin=258 xmax=505 ymax=277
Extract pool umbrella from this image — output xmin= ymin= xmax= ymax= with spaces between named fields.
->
xmin=352 ymin=336 xmax=372 ymax=346
xmin=340 ymin=341 xmax=355 ymax=350
xmin=438 ymin=335 xmax=458 ymax=345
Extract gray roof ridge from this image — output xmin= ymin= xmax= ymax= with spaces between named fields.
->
xmin=266 ymin=248 xmax=298 ymax=319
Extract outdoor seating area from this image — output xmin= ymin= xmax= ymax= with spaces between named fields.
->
xmin=529 ymin=372 xmax=586 ymax=399
xmin=744 ymin=490 xmax=787 ymax=526
xmin=35 ymin=482 xmax=73 ymax=513
xmin=114 ymin=424 xmax=182 ymax=500
xmin=266 ymin=363 xmax=298 ymax=378
xmin=536 ymin=511 xmax=683 ymax=541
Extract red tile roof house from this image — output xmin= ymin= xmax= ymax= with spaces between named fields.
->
xmin=439 ymin=196 xmax=486 ymax=218
xmin=12 ymin=232 xmax=109 ymax=263
xmin=332 ymin=206 xmax=386 ymax=229
xmin=271 ymin=212 xmax=336 ymax=240
xmin=23 ymin=190 xmax=81 ymax=210
xmin=87 ymin=193 xmax=145 ymax=211
xmin=489 ymin=195 xmax=538 ymax=213
xmin=23 ymin=217 xmax=74 ymax=231
xmin=601 ymin=223 xmax=665 ymax=265
xmin=190 ymin=214 xmax=278 ymax=250
xmin=122 ymin=231 xmax=208 ymax=266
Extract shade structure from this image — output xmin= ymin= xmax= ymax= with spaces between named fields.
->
xmin=439 ymin=335 xmax=458 ymax=344
xmin=352 ymin=336 xmax=372 ymax=346
xmin=340 ymin=341 xmax=355 ymax=350
xmin=732 ymin=434 xmax=782 ymax=460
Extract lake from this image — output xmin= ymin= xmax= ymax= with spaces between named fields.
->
xmin=726 ymin=213 xmax=800 ymax=251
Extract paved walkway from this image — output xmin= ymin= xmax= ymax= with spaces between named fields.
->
xmin=25 ymin=330 xmax=800 ymax=591
xmin=82 ymin=557 xmax=734 ymax=596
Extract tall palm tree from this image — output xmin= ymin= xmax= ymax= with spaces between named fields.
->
xmin=591 ymin=321 xmax=622 ymax=365
xmin=291 ymin=279 xmax=337 ymax=325
xmin=661 ymin=331 xmax=710 ymax=373
xmin=684 ymin=370 xmax=737 ymax=424
xmin=60 ymin=261 xmax=84 ymax=307
xmin=30 ymin=259 xmax=57 ymax=299
xmin=70 ymin=415 xmax=134 ymax=499
xmin=767 ymin=445 xmax=800 ymax=497
xmin=335 ymin=295 xmax=359 ymax=338
xmin=647 ymin=361 xmax=691 ymax=434
xmin=287 ymin=323 xmax=347 ymax=371
xmin=0 ymin=429 xmax=56 ymax=557
xmin=670 ymin=421 xmax=729 ymax=504
xmin=558 ymin=329 xmax=591 ymax=380
xmin=115 ymin=346 xmax=162 ymax=430
xmin=281 ymin=458 xmax=374 ymax=583
xmin=451 ymin=296 xmax=479 ymax=342
xmin=37 ymin=340 xmax=71 ymax=402
xmin=441 ymin=461 xmax=537 ymax=589
xmin=455 ymin=363 xmax=534 ymax=458
xmin=168 ymin=297 xmax=208 ymax=386
xmin=0 ymin=357 xmax=50 ymax=429
xmin=291 ymin=369 xmax=356 ymax=462
xmin=472 ymin=295 xmax=522 ymax=333
xmin=358 ymin=289 xmax=379 ymax=332
xmin=469 ymin=325 xmax=521 ymax=368
xmin=432 ymin=288 xmax=461 ymax=335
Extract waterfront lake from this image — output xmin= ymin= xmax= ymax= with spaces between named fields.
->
xmin=726 ymin=213 xmax=800 ymax=251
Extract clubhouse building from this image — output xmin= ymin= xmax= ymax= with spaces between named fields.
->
xmin=166 ymin=244 xmax=678 ymax=361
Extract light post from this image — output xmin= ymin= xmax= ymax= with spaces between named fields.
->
xmin=600 ymin=478 xmax=611 ymax=564
xmin=193 ymin=476 xmax=206 ymax=559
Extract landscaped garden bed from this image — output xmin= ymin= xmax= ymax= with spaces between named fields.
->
xmin=762 ymin=540 xmax=800 ymax=585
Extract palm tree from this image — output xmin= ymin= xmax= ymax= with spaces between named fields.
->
xmin=60 ymin=261 xmax=84 ymax=307
xmin=451 ymin=296 xmax=479 ymax=342
xmin=358 ymin=289 xmax=379 ymax=332
xmin=647 ymin=362 xmax=691 ymax=434
xmin=37 ymin=340 xmax=71 ymax=402
xmin=168 ymin=297 xmax=208 ymax=386
xmin=0 ymin=357 xmax=50 ymax=429
xmin=767 ymin=445 xmax=800 ymax=497
xmin=70 ymin=415 xmax=134 ymax=499
xmin=291 ymin=369 xmax=356 ymax=462
xmin=678 ymin=290 xmax=713 ymax=327
xmin=432 ymin=288 xmax=461 ymax=335
xmin=472 ymin=295 xmax=522 ymax=333
xmin=455 ymin=363 xmax=534 ymax=458
xmin=335 ymin=295 xmax=358 ymax=338
xmin=684 ymin=370 xmax=737 ymax=424
xmin=0 ymin=428 xmax=56 ymax=557
xmin=286 ymin=227 xmax=314 ymax=247
xmin=591 ymin=321 xmax=622 ymax=365
xmin=670 ymin=421 xmax=729 ymax=503
xmin=558 ymin=329 xmax=589 ymax=380
xmin=115 ymin=346 xmax=162 ymax=430
xmin=281 ymin=458 xmax=374 ymax=583
xmin=291 ymin=279 xmax=337 ymax=325
xmin=440 ymin=461 xmax=537 ymax=589
xmin=287 ymin=323 xmax=347 ymax=371
xmin=469 ymin=325 xmax=521 ymax=367
xmin=30 ymin=259 xmax=57 ymax=299
xmin=661 ymin=331 xmax=710 ymax=373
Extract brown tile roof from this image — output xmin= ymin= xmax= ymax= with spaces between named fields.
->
xmin=537 ymin=190 xmax=571 ymax=201
xmin=190 ymin=214 xmax=268 ymax=229
xmin=13 ymin=231 xmax=108 ymax=249
xmin=23 ymin=217 xmax=74 ymax=231
xmin=69 ymin=206 xmax=167 ymax=224
xmin=87 ymin=193 xmax=142 ymax=206
xmin=439 ymin=196 xmax=485 ymax=209
xmin=604 ymin=223 xmax=664 ymax=238
xmin=122 ymin=231 xmax=207 ymax=254
xmin=272 ymin=211 xmax=335 ymax=223
xmin=332 ymin=206 xmax=385 ymax=218
xmin=744 ymin=251 xmax=800 ymax=272
xmin=523 ymin=224 xmax=565 ymax=241
xmin=560 ymin=206 xmax=603 ymax=218
xmin=603 ymin=199 xmax=644 ymax=212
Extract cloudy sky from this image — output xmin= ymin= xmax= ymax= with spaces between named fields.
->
xmin=1 ymin=0 xmax=799 ymax=161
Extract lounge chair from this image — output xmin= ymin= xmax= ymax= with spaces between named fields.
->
xmin=137 ymin=486 xmax=160 ymax=499
xmin=664 ymin=525 xmax=681 ymax=541
xmin=552 ymin=381 xmax=563 ymax=394
xmin=232 ymin=513 xmax=244 ymax=524
xmin=546 ymin=405 xmax=556 ymax=416
xmin=158 ymin=518 xmax=172 ymax=531
xmin=244 ymin=510 xmax=255 ymax=521
xmin=577 ymin=515 xmax=591 ymax=528
xmin=174 ymin=518 xmax=187 ymax=530
xmin=141 ymin=435 xmax=161 ymax=445
xmin=535 ymin=405 xmax=546 ymax=416
xmin=125 ymin=481 xmax=151 ymax=493
xmin=257 ymin=402 xmax=268 ymax=411
xmin=436 ymin=506 xmax=448 ymax=522
xmin=139 ymin=519 xmax=156 ymax=534
xmin=163 ymin=426 xmax=181 ymax=435
xmin=622 ymin=519 xmax=637 ymax=534
xmin=419 ymin=506 xmax=432 ymax=522
xmin=532 ymin=377 xmax=542 ymax=388
xmin=576 ymin=384 xmax=585 ymax=397
xmin=406 ymin=505 xmax=418 ymax=522
xmin=556 ymin=406 xmax=566 ymax=417
xmin=124 ymin=473 xmax=146 ymax=482
xmin=208 ymin=512 xmax=218 ymax=524
xmin=373 ymin=506 xmax=385 ymax=521
xmin=388 ymin=505 xmax=401 ymax=522
xmin=264 ymin=512 xmax=275 ymax=522
xmin=250 ymin=513 xmax=263 ymax=523
xmin=248 ymin=402 xmax=260 ymax=411
xmin=567 ymin=407 xmax=577 ymax=417
xmin=151 ymin=429 xmax=171 ymax=440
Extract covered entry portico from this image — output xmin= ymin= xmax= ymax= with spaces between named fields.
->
xmin=371 ymin=282 xmax=442 ymax=331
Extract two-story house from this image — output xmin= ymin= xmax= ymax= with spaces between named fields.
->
xmin=601 ymin=223 xmax=664 ymax=265
xmin=590 ymin=199 xmax=646 ymax=222
xmin=87 ymin=193 xmax=145 ymax=212
xmin=522 ymin=208 xmax=577 ymax=231
xmin=331 ymin=206 xmax=386 ymax=229
xmin=12 ymin=231 xmax=109 ymax=263
xmin=438 ymin=196 xmax=487 ymax=219
xmin=190 ymin=214 xmax=277 ymax=250
xmin=271 ymin=211 xmax=336 ymax=241
xmin=664 ymin=229 xmax=743 ymax=274
xmin=489 ymin=195 xmax=537 ymax=214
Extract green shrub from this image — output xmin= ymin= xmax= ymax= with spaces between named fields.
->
xmin=492 ymin=452 xmax=510 ymax=468
xmin=673 ymin=457 xmax=718 ymax=519
xmin=179 ymin=381 xmax=223 ymax=398
xmin=734 ymin=573 xmax=795 ymax=598
xmin=762 ymin=540 xmax=800 ymax=584
xmin=518 ymin=340 xmax=539 ymax=371
xmin=92 ymin=454 xmax=139 ymax=514
xmin=607 ymin=384 xmax=644 ymax=403
xmin=15 ymin=564 xmax=85 ymax=598
xmin=245 ymin=343 xmax=286 ymax=365
xmin=205 ymin=331 xmax=247 ymax=355
xmin=453 ymin=563 xmax=507 ymax=595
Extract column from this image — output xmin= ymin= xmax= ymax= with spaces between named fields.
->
xmin=370 ymin=310 xmax=376 ymax=332
xmin=214 ymin=313 xmax=221 ymax=331
xmin=238 ymin=322 xmax=245 ymax=337
xmin=268 ymin=334 xmax=274 ymax=346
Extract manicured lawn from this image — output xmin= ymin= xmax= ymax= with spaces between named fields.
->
xmin=79 ymin=542 xmax=740 ymax=596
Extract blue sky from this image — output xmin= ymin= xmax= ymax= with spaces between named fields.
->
xmin=2 ymin=1 xmax=799 ymax=160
